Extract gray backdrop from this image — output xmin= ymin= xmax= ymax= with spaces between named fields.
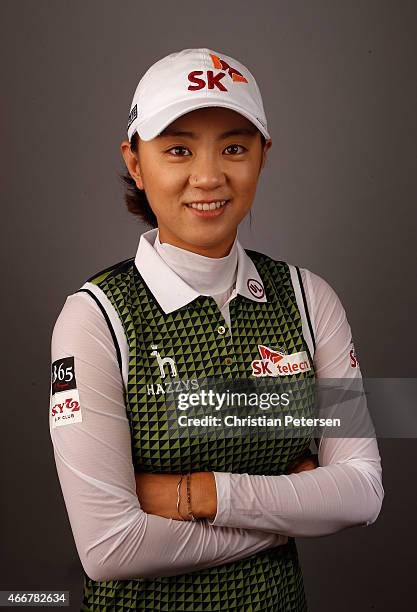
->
xmin=1 ymin=1 xmax=416 ymax=610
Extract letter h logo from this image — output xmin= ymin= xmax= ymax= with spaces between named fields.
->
xmin=150 ymin=345 xmax=178 ymax=379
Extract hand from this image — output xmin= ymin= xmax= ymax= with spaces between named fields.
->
xmin=134 ymin=471 xmax=216 ymax=522
xmin=285 ymin=452 xmax=319 ymax=474
xmin=135 ymin=472 xmax=187 ymax=520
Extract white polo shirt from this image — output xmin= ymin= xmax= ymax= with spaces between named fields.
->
xmin=48 ymin=228 xmax=384 ymax=582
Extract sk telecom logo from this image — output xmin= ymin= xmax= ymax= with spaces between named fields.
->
xmin=188 ymin=53 xmax=248 ymax=92
xmin=251 ymin=344 xmax=311 ymax=377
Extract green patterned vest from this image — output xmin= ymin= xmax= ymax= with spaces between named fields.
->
xmin=78 ymin=248 xmax=316 ymax=611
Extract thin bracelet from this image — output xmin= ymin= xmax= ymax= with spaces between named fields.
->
xmin=176 ymin=475 xmax=185 ymax=520
xmin=186 ymin=472 xmax=198 ymax=521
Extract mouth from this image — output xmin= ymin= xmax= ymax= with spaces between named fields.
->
xmin=184 ymin=199 xmax=231 ymax=217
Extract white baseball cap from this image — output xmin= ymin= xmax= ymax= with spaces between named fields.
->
xmin=127 ymin=47 xmax=271 ymax=142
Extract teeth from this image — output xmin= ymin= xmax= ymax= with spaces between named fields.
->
xmin=188 ymin=200 xmax=228 ymax=211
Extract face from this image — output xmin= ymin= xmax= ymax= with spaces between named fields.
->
xmin=120 ymin=107 xmax=272 ymax=257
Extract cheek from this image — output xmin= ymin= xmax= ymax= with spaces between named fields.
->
xmin=145 ymin=164 xmax=186 ymax=196
xmin=231 ymin=164 xmax=259 ymax=194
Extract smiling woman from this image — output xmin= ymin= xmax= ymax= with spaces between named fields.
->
xmin=120 ymin=107 xmax=270 ymax=258
xmin=121 ymin=111 xmax=267 ymax=248
xmin=49 ymin=47 xmax=383 ymax=612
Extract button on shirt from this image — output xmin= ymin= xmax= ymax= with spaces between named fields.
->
xmin=48 ymin=227 xmax=384 ymax=581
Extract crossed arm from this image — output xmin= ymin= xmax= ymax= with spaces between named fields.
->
xmin=134 ymin=453 xmax=319 ymax=522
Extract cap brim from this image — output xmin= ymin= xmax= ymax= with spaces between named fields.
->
xmin=131 ymin=97 xmax=270 ymax=141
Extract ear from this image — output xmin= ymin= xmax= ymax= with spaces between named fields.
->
xmin=260 ymin=139 xmax=272 ymax=172
xmin=120 ymin=140 xmax=144 ymax=190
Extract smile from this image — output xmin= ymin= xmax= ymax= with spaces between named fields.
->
xmin=185 ymin=200 xmax=229 ymax=211
xmin=184 ymin=199 xmax=230 ymax=218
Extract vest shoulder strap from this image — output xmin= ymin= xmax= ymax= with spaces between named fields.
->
xmin=286 ymin=265 xmax=321 ymax=453
xmin=287 ymin=264 xmax=316 ymax=359
xmin=73 ymin=258 xmax=133 ymax=390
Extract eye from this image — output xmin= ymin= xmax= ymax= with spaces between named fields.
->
xmin=224 ymin=144 xmax=246 ymax=155
xmin=166 ymin=144 xmax=247 ymax=156
xmin=167 ymin=146 xmax=191 ymax=156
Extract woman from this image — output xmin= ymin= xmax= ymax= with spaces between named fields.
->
xmin=49 ymin=48 xmax=384 ymax=611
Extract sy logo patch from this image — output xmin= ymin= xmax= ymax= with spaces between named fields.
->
xmin=50 ymin=356 xmax=82 ymax=429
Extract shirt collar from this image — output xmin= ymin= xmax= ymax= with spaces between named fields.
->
xmin=134 ymin=227 xmax=268 ymax=314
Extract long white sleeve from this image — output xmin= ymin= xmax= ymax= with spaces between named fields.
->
xmin=208 ymin=268 xmax=384 ymax=536
xmin=49 ymin=292 xmax=287 ymax=583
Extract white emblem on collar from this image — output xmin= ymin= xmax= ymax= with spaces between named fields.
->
xmin=247 ymin=278 xmax=264 ymax=298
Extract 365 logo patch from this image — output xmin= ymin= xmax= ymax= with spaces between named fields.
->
xmin=50 ymin=357 xmax=82 ymax=429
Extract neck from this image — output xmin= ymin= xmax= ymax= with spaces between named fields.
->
xmin=153 ymin=228 xmax=238 ymax=295
xmin=157 ymin=227 xmax=237 ymax=258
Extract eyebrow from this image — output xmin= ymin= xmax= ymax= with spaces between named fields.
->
xmin=156 ymin=126 xmax=258 ymax=139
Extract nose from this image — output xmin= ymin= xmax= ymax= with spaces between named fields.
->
xmin=188 ymin=152 xmax=226 ymax=190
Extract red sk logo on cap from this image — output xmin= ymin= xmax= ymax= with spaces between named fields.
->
xmin=188 ymin=53 xmax=248 ymax=92
xmin=210 ymin=54 xmax=248 ymax=83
